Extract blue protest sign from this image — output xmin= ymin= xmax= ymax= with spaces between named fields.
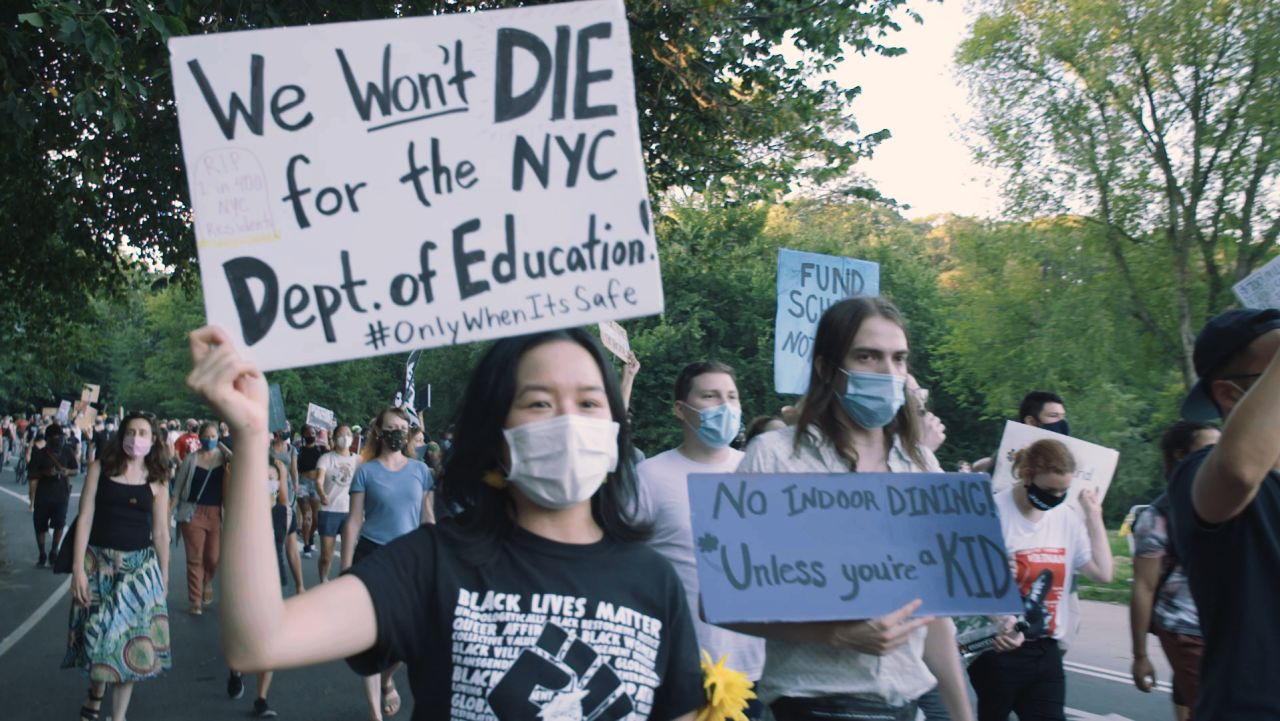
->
xmin=267 ymin=383 xmax=288 ymax=433
xmin=773 ymin=249 xmax=880 ymax=395
xmin=688 ymin=472 xmax=1021 ymax=623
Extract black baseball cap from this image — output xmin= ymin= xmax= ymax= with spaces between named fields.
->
xmin=1181 ymin=308 xmax=1280 ymax=421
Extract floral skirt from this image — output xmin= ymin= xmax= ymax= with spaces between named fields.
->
xmin=62 ymin=545 xmax=171 ymax=683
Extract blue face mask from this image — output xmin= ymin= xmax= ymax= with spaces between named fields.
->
xmin=202 ymin=438 xmax=219 ymax=451
xmin=838 ymin=370 xmax=906 ymax=429
xmin=684 ymin=402 xmax=742 ymax=449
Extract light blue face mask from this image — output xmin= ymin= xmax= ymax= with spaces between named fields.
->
xmin=838 ymin=370 xmax=906 ymax=429
xmin=684 ymin=402 xmax=743 ymax=449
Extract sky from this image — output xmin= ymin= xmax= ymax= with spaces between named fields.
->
xmin=827 ymin=0 xmax=1005 ymax=220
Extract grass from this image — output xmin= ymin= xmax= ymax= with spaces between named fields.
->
xmin=1075 ymin=529 xmax=1133 ymax=604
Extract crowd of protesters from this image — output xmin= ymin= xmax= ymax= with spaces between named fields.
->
xmin=7 ymin=300 xmax=1276 ymax=721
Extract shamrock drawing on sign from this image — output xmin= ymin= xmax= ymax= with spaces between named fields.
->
xmin=697 ymin=532 xmax=725 ymax=574
xmin=697 ymin=533 xmax=720 ymax=553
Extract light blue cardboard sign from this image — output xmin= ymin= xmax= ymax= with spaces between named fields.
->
xmin=773 ymin=249 xmax=880 ymax=395
xmin=688 ymin=472 xmax=1021 ymax=623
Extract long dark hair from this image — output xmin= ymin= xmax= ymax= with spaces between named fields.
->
xmin=440 ymin=328 xmax=648 ymax=551
xmin=101 ymin=412 xmax=170 ymax=486
xmin=794 ymin=297 xmax=927 ymax=470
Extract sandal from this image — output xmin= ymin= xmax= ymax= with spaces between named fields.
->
xmin=80 ymin=687 xmax=104 ymax=721
xmin=382 ymin=679 xmax=401 ymax=717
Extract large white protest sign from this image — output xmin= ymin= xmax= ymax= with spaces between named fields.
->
xmin=774 ymin=249 xmax=880 ymax=394
xmin=990 ymin=421 xmax=1119 ymax=506
xmin=169 ymin=0 xmax=661 ymax=372
xmin=1234 ymin=254 xmax=1280 ymax=310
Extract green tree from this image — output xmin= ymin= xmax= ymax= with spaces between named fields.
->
xmin=3 ymin=0 xmax=926 ymax=300
xmin=933 ymin=216 xmax=1186 ymax=519
xmin=958 ymin=0 xmax=1280 ymax=383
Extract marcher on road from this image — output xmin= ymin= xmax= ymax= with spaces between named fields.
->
xmin=64 ymin=412 xmax=172 ymax=721
xmin=186 ymin=324 xmax=705 ymax=721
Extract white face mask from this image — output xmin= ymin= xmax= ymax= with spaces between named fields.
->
xmin=502 ymin=414 xmax=620 ymax=510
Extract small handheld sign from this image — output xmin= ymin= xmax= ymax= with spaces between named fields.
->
xmin=989 ymin=421 xmax=1118 ymax=503
xmin=597 ymin=320 xmax=630 ymax=360
xmin=305 ymin=403 xmax=337 ymax=433
xmin=1234 ymin=254 xmax=1280 ymax=309
xmin=688 ymin=472 xmax=1020 ymax=624
xmin=169 ymin=0 xmax=661 ymax=371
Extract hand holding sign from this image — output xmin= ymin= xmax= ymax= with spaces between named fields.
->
xmin=828 ymin=599 xmax=933 ymax=655
xmin=187 ymin=326 xmax=269 ymax=435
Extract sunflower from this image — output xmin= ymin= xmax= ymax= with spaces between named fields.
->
xmin=697 ymin=650 xmax=757 ymax=721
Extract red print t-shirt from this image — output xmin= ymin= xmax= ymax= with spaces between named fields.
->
xmin=994 ymin=490 xmax=1091 ymax=640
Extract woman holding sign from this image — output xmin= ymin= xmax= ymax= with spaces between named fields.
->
xmin=969 ymin=439 xmax=1113 ymax=721
xmin=733 ymin=297 xmax=974 ymax=721
xmin=187 ymin=325 xmax=705 ymax=721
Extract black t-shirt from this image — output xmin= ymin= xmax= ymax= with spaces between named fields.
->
xmin=346 ymin=521 xmax=705 ymax=721
xmin=297 ymin=444 xmax=324 ymax=474
xmin=92 ymin=429 xmax=112 ymax=458
xmin=1169 ymin=447 xmax=1280 ymax=720
xmin=28 ymin=443 xmax=77 ymax=501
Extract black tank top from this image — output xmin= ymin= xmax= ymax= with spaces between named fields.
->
xmin=89 ymin=478 xmax=154 ymax=551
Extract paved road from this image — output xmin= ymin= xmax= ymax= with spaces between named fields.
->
xmin=0 ymin=464 xmax=1175 ymax=720
xmin=0 ymin=465 xmax=405 ymax=721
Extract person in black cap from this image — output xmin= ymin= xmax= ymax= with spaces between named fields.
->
xmin=1167 ymin=307 xmax=1280 ymax=720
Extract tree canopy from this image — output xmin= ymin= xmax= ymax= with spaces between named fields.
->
xmin=957 ymin=0 xmax=1280 ymax=382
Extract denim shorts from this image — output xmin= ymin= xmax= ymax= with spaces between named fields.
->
xmin=317 ymin=511 xmax=347 ymax=538
xmin=297 ymin=478 xmax=318 ymax=500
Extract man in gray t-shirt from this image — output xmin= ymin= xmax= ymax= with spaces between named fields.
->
xmin=635 ymin=360 xmax=766 ymax=714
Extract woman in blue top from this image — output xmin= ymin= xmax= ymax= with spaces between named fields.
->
xmin=341 ymin=405 xmax=434 ymax=720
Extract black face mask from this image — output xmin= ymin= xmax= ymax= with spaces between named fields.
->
xmin=1026 ymin=482 xmax=1067 ymax=511
xmin=1039 ymin=419 xmax=1070 ymax=436
xmin=381 ymin=430 xmax=407 ymax=452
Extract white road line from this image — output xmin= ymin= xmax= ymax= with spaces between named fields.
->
xmin=1066 ymin=709 xmax=1134 ymax=720
xmin=1064 ymin=659 xmax=1173 ymax=693
xmin=0 ymin=486 xmax=79 ymax=503
xmin=0 ymin=485 xmax=29 ymax=502
xmin=0 ymin=576 xmax=71 ymax=658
